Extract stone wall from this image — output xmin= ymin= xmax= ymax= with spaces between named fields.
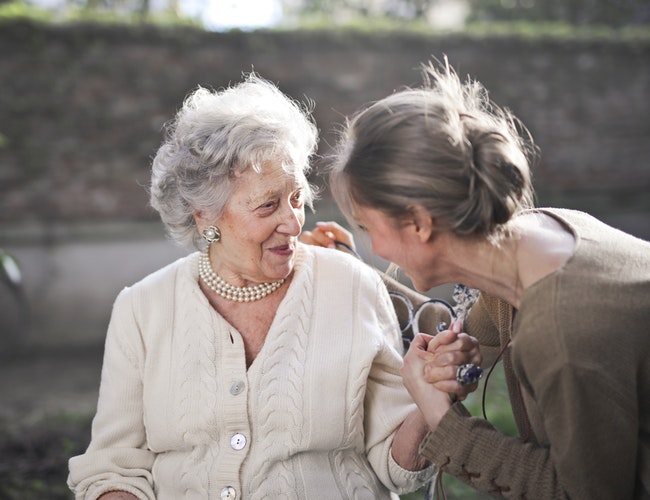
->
xmin=1 ymin=20 xmax=649 ymax=237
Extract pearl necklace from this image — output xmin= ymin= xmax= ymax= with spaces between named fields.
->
xmin=198 ymin=250 xmax=285 ymax=302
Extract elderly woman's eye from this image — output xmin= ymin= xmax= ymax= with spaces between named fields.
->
xmin=258 ymin=200 xmax=278 ymax=211
xmin=291 ymin=191 xmax=304 ymax=206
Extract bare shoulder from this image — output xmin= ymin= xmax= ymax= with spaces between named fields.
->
xmin=517 ymin=212 xmax=576 ymax=288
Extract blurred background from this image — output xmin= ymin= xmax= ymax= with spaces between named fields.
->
xmin=0 ymin=0 xmax=649 ymax=497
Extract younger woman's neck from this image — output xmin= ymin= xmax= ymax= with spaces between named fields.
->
xmin=444 ymin=235 xmax=523 ymax=309
xmin=444 ymin=213 xmax=575 ymax=310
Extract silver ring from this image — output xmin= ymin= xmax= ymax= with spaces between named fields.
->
xmin=456 ymin=363 xmax=483 ymax=386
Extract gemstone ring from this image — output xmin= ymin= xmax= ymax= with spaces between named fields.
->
xmin=456 ymin=363 xmax=483 ymax=386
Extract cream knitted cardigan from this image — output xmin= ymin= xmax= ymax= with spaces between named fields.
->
xmin=68 ymin=244 xmax=434 ymax=499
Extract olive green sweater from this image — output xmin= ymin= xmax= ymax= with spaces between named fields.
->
xmin=417 ymin=209 xmax=650 ymax=499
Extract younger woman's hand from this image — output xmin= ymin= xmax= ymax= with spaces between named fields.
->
xmin=424 ymin=320 xmax=482 ymax=399
xmin=300 ymin=221 xmax=355 ymax=251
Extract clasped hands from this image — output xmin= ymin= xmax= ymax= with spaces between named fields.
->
xmin=401 ymin=321 xmax=481 ymax=430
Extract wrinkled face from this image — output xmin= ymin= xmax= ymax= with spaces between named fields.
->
xmin=198 ymin=161 xmax=307 ymax=285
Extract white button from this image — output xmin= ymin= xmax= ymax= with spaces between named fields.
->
xmin=230 ymin=433 xmax=247 ymax=450
xmin=221 ymin=486 xmax=236 ymax=499
xmin=230 ymin=381 xmax=245 ymax=395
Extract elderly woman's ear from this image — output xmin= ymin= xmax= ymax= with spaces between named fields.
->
xmin=193 ymin=210 xmax=207 ymax=232
xmin=194 ymin=210 xmax=219 ymax=234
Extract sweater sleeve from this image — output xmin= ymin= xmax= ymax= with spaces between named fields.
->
xmin=67 ymin=287 xmax=156 ymax=500
xmin=362 ymin=275 xmax=436 ymax=494
xmin=420 ymin=402 xmax=565 ymax=499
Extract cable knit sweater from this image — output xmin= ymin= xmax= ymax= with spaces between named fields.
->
xmin=420 ymin=208 xmax=650 ymax=499
xmin=68 ymin=244 xmax=434 ymax=500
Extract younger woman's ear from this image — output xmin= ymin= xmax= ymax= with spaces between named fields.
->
xmin=408 ymin=205 xmax=435 ymax=243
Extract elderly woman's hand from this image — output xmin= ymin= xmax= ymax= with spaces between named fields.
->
xmin=401 ymin=333 xmax=454 ymax=431
xmin=423 ymin=321 xmax=482 ymax=400
xmin=300 ymin=221 xmax=356 ymax=251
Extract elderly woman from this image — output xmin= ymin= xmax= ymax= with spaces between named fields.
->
xmin=327 ymin=60 xmax=650 ymax=499
xmin=65 ymin=74 xmax=459 ymax=499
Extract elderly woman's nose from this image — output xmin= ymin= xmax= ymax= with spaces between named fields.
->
xmin=278 ymin=205 xmax=303 ymax=234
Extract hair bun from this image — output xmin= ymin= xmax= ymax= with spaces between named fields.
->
xmin=460 ymin=125 xmax=533 ymax=236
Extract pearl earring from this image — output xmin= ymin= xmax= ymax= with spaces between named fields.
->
xmin=202 ymin=225 xmax=221 ymax=243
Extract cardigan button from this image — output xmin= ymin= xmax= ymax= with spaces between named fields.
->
xmin=220 ymin=486 xmax=237 ymax=499
xmin=230 ymin=433 xmax=247 ymax=450
xmin=230 ymin=381 xmax=245 ymax=395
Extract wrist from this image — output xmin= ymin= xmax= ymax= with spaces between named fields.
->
xmin=422 ymin=390 xmax=453 ymax=432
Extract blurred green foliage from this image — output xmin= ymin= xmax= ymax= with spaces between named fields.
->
xmin=0 ymin=0 xmax=199 ymax=26
xmin=0 ymin=413 xmax=93 ymax=500
xmin=0 ymin=0 xmax=52 ymax=20
xmin=1 ymin=0 xmax=649 ymax=34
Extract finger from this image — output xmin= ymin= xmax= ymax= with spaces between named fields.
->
xmin=450 ymin=319 xmax=463 ymax=334
xmin=299 ymin=230 xmax=314 ymax=244
xmin=401 ymin=347 xmax=431 ymax=381
xmin=409 ymin=333 xmax=435 ymax=352
xmin=422 ymin=363 xmax=458 ymax=385
xmin=426 ymin=330 xmax=459 ymax=353
xmin=433 ymin=380 xmax=480 ymax=396
xmin=430 ymin=350 xmax=478 ymax=367
xmin=424 ymin=361 xmax=483 ymax=387
xmin=431 ymin=333 xmax=479 ymax=354
xmin=314 ymin=221 xmax=340 ymax=234
xmin=402 ymin=335 xmax=436 ymax=380
xmin=315 ymin=220 xmax=347 ymax=233
xmin=315 ymin=221 xmax=355 ymax=248
xmin=306 ymin=228 xmax=337 ymax=248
